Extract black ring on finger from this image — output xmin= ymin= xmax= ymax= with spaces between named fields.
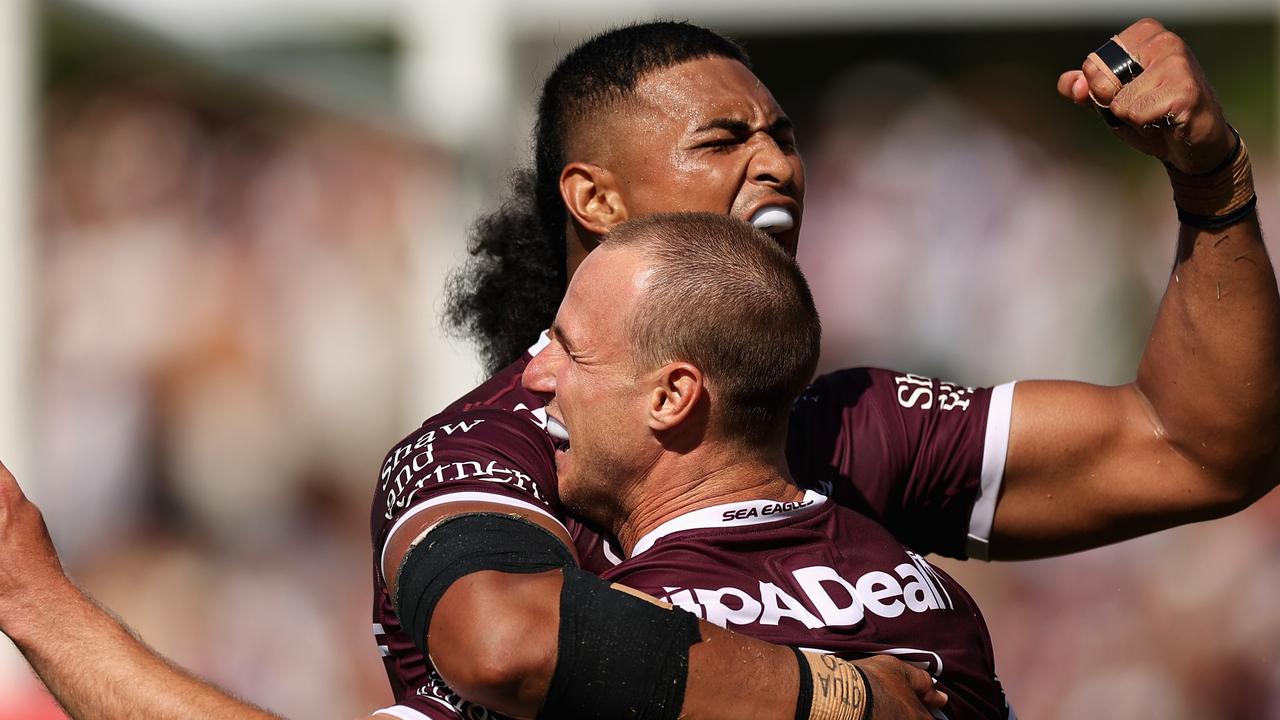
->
xmin=1094 ymin=38 xmax=1144 ymax=85
xmin=1092 ymin=39 xmax=1144 ymax=128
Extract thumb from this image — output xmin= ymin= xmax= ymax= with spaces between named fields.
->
xmin=1057 ymin=70 xmax=1090 ymax=104
xmin=905 ymin=665 xmax=948 ymax=709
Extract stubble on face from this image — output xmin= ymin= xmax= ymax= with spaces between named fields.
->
xmin=549 ymin=246 xmax=657 ymax=531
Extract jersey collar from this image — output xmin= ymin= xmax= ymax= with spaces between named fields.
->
xmin=630 ymin=490 xmax=828 ymax=558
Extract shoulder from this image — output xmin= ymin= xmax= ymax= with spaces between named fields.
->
xmin=795 ymin=366 xmax=993 ymax=422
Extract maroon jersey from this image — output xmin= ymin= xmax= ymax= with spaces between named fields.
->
xmin=787 ymin=369 xmax=1014 ymax=561
xmin=603 ymin=492 xmax=1015 ymax=720
xmin=370 ymin=336 xmax=613 ymax=719
xmin=370 ymin=336 xmax=1015 ymax=718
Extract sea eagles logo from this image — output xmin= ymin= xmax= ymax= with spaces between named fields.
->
xmin=722 ymin=498 xmax=814 ymax=522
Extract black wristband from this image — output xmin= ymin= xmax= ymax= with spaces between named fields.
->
xmin=1194 ymin=125 xmax=1244 ymax=177
xmin=852 ymin=665 xmax=875 ymax=720
xmin=793 ymin=647 xmax=814 ymax=720
xmin=1176 ymin=195 xmax=1257 ymax=230
xmin=1169 ymin=126 xmax=1256 ymax=229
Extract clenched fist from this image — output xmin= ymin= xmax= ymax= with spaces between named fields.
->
xmin=1058 ymin=18 xmax=1235 ymax=175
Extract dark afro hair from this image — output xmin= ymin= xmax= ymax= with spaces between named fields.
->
xmin=443 ymin=21 xmax=750 ymax=374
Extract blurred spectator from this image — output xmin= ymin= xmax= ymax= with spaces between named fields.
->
xmin=799 ymin=61 xmax=1280 ymax=720
xmin=32 ymin=79 xmax=437 ymax=717
xmin=14 ymin=16 xmax=1278 ymax=720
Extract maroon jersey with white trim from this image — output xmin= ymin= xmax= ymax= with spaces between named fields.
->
xmin=370 ymin=345 xmax=1009 ymax=717
xmin=787 ymin=368 xmax=1007 ymax=559
xmin=371 ymin=346 xmax=622 ymax=718
xmin=603 ymin=492 xmax=1013 ymax=720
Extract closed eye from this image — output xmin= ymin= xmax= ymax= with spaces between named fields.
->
xmin=699 ymin=136 xmax=744 ymax=152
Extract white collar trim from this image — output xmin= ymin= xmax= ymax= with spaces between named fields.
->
xmin=630 ymin=490 xmax=827 ymax=558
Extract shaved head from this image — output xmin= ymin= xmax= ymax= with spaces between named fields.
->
xmin=605 ymin=213 xmax=821 ymax=445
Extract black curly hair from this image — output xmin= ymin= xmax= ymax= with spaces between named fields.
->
xmin=443 ymin=21 xmax=752 ymax=374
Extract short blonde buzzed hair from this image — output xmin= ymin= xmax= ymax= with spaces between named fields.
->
xmin=604 ymin=213 xmax=821 ymax=446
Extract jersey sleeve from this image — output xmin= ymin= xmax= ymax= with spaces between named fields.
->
xmin=371 ymin=405 xmax=566 ymax=581
xmin=786 ymin=367 xmax=1014 ymax=559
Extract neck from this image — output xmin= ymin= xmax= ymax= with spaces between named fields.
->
xmin=612 ymin=442 xmax=802 ymax=557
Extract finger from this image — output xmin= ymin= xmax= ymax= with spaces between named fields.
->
xmin=901 ymin=665 xmax=948 ymax=713
xmin=901 ymin=666 xmax=952 ymax=712
xmin=1082 ymin=22 xmax=1166 ymax=107
xmin=1116 ymin=80 xmax=1192 ymax=130
xmin=1082 ymin=50 xmax=1125 ymax=106
xmin=1113 ymin=17 xmax=1169 ymax=64
xmin=922 ymin=686 xmax=949 ymax=711
xmin=904 ymin=664 xmax=936 ymax=697
xmin=1127 ymin=28 xmax=1184 ymax=71
xmin=1056 ymin=70 xmax=1090 ymax=103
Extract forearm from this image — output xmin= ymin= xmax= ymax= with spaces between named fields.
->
xmin=683 ymin=622 xmax=800 ymax=719
xmin=407 ymin=512 xmax=917 ymax=718
xmin=6 ymin=576 xmax=280 ymax=720
xmin=432 ymin=571 xmax=936 ymax=720
xmin=431 ymin=570 xmax=799 ymax=719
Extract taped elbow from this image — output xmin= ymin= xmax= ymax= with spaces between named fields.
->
xmin=442 ymin=570 xmax=562 ymax=695
xmin=393 ymin=513 xmax=574 ymax=709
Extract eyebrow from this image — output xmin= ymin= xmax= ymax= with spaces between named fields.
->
xmin=693 ymin=116 xmax=794 ymax=136
xmin=550 ymin=322 xmax=576 ymax=353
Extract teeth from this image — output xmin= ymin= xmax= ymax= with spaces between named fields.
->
xmin=546 ymin=416 xmax=569 ymax=442
xmin=750 ymin=206 xmax=795 ymax=234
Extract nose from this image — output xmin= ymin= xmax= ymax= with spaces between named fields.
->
xmin=747 ymin=134 xmax=798 ymax=190
xmin=521 ymin=343 xmax=557 ymax=396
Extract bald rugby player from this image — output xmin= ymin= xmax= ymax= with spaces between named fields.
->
xmin=515 ymin=211 xmax=1013 ymax=718
xmin=370 ymin=16 xmax=1276 ymax=719
xmin=0 ymin=15 xmax=1274 ymax=720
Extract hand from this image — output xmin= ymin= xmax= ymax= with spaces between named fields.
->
xmin=0 ymin=461 xmax=72 ymax=632
xmin=1057 ymin=18 xmax=1235 ymax=174
xmin=852 ymin=654 xmax=947 ymax=720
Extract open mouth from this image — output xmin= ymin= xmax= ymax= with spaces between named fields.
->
xmin=750 ymin=205 xmax=796 ymax=234
xmin=546 ymin=414 xmax=570 ymax=453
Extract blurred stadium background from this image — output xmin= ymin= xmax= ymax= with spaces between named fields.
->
xmin=0 ymin=0 xmax=1277 ymax=717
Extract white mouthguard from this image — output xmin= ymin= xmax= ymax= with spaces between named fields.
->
xmin=750 ymin=206 xmax=795 ymax=234
xmin=546 ymin=415 xmax=569 ymax=442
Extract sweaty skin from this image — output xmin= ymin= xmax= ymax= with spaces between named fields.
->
xmin=382 ymin=19 xmax=1278 ymax=717
xmin=992 ymin=19 xmax=1279 ymax=558
xmin=0 ymin=17 xmax=1273 ymax=720
xmin=560 ymin=56 xmax=804 ymax=271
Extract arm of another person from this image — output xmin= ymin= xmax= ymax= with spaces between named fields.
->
xmin=374 ymin=400 xmax=944 ymax=719
xmin=0 ymin=462 xmax=282 ymax=720
xmin=383 ymin=501 xmax=946 ymax=720
xmin=988 ymin=18 xmax=1280 ymax=559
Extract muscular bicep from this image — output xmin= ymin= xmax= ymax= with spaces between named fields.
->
xmin=381 ymin=499 xmax=576 ymax=599
xmin=990 ymin=379 xmax=1242 ymax=559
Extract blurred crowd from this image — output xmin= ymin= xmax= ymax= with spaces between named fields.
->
xmin=802 ymin=62 xmax=1280 ymax=719
xmin=3 ymin=35 xmax=1277 ymax=720
xmin=6 ymin=79 xmax=440 ymax=718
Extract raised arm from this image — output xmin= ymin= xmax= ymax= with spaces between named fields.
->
xmin=989 ymin=18 xmax=1280 ymax=559
xmin=0 ymin=462 xmax=282 ymax=720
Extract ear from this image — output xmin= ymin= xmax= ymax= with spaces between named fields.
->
xmin=646 ymin=362 xmax=704 ymax=432
xmin=561 ymin=161 xmax=628 ymax=236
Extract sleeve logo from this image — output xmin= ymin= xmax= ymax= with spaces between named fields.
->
xmin=893 ymin=373 xmax=973 ymax=412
